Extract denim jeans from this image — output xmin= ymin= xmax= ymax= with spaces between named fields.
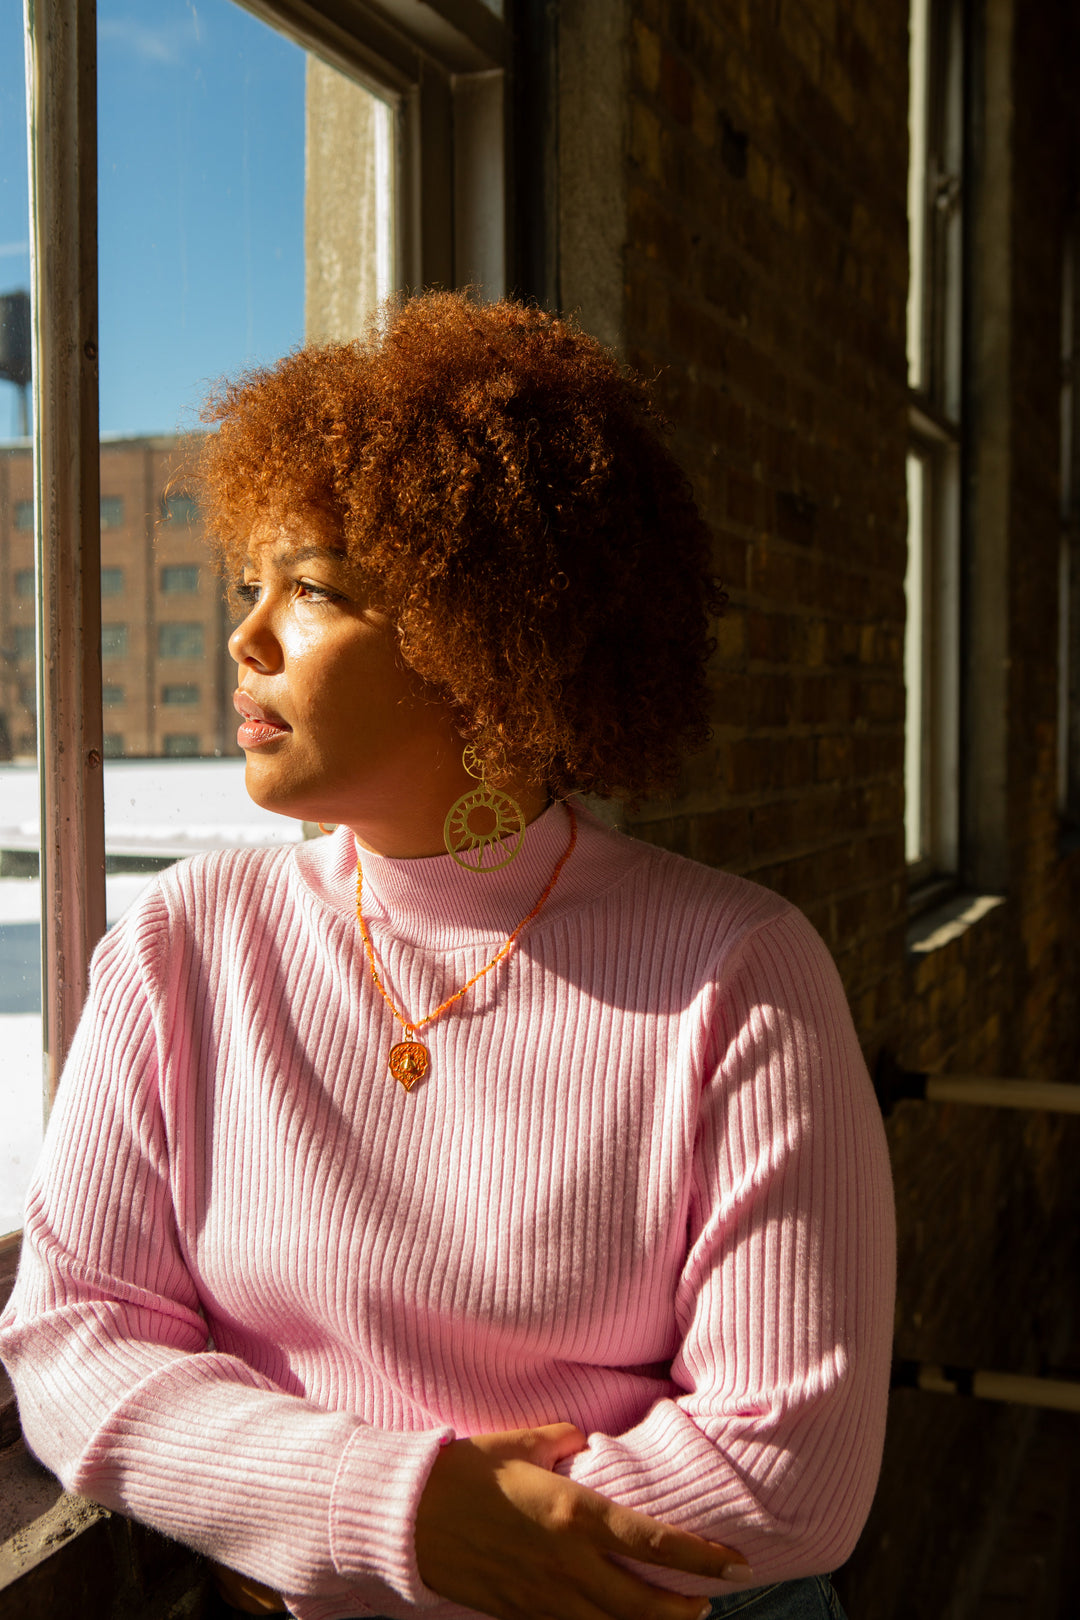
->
xmin=321 ymin=1579 xmax=848 ymax=1620
xmin=707 ymin=1576 xmax=847 ymax=1619
xmin=216 ymin=1575 xmax=847 ymax=1620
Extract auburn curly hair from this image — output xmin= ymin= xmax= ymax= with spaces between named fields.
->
xmin=194 ymin=292 xmax=723 ymax=801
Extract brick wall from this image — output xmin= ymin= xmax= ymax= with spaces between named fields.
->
xmin=621 ymin=0 xmax=910 ymax=1067
xmin=609 ymin=0 xmax=1080 ymax=1614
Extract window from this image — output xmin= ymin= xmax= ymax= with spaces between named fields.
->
xmin=14 ymin=567 xmax=34 ymax=597
xmin=9 ymin=0 xmax=507 ymax=1250
xmin=100 ymin=566 xmax=124 ymax=596
xmin=14 ymin=626 xmax=35 ymax=661
xmin=103 ymin=684 xmax=126 ymax=707
xmin=161 ymin=564 xmax=200 ymax=594
xmin=102 ymin=624 xmax=129 ymax=659
xmin=905 ymin=0 xmax=964 ymax=885
xmin=163 ymin=733 xmax=200 ymax=756
xmin=158 ymin=623 xmax=204 ymax=659
xmin=162 ymin=683 xmax=199 ymax=706
xmin=160 ymin=493 xmax=198 ymax=526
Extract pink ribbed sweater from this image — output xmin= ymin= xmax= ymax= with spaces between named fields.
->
xmin=0 ymin=804 xmax=894 ymax=1620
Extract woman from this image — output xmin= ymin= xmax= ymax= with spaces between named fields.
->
xmin=0 ymin=294 xmax=894 ymax=1620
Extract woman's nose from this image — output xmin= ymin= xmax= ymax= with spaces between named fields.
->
xmin=228 ymin=608 xmax=282 ymax=672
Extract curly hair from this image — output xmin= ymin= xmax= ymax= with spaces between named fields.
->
xmin=194 ymin=292 xmax=723 ymax=801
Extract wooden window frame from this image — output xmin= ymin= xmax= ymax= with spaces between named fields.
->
xmin=906 ymin=0 xmax=966 ymax=898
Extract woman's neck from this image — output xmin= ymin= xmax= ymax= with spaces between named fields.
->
xmin=346 ymin=771 xmax=550 ymax=860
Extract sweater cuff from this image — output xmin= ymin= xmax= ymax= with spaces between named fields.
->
xmin=329 ymin=1424 xmax=454 ymax=1605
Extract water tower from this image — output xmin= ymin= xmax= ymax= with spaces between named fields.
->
xmin=0 ymin=290 xmax=31 ymax=438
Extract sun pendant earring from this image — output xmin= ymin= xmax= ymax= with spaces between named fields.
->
xmin=443 ymin=745 xmax=526 ymax=872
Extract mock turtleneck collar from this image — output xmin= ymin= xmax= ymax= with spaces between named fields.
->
xmin=293 ymin=798 xmax=644 ymax=950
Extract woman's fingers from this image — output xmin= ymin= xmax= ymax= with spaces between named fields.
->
xmin=475 ymin=1427 xmax=750 ymax=1580
xmin=489 ymin=1421 xmax=589 ymax=1470
xmin=416 ymin=1432 xmax=752 ymax=1620
xmin=588 ymin=1494 xmax=751 ymax=1581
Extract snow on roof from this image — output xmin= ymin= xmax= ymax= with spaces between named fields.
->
xmin=0 ymin=758 xmax=305 ymax=856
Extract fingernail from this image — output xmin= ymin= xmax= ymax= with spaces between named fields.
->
xmin=722 ymin=1564 xmax=755 ymax=1586
xmin=696 ymin=1606 xmax=712 ymax=1620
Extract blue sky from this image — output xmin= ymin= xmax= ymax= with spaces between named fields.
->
xmin=1 ymin=0 xmax=306 ymax=440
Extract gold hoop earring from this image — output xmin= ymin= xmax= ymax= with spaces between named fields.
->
xmin=443 ymin=745 xmax=525 ymax=872
xmin=318 ymin=822 xmax=335 ymax=836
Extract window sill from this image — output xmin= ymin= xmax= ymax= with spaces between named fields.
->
xmin=906 ymin=872 xmax=962 ymax=921
xmin=906 ymin=890 xmax=1006 ymax=957
xmin=0 ymin=1438 xmax=99 ymax=1589
xmin=0 ymin=1437 xmax=209 ymax=1618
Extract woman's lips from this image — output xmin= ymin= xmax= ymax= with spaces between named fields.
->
xmin=236 ymin=718 xmax=290 ymax=748
xmin=233 ymin=689 xmax=291 ymax=749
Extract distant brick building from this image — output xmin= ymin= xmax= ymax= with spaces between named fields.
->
xmin=0 ymin=437 xmax=239 ymax=762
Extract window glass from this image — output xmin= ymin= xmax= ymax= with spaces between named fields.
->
xmin=905 ymin=454 xmax=927 ymax=864
xmin=161 ymin=563 xmax=200 ymax=593
xmin=92 ymin=0 xmax=394 ymax=962
xmin=158 ymin=622 xmax=204 ymax=659
xmin=103 ymin=684 xmax=126 ymax=707
xmin=1 ymin=3 xmax=39 ymax=1236
xmin=100 ymin=494 xmax=125 ymax=527
xmin=101 ymin=566 xmax=125 ymax=596
xmin=161 ymin=494 xmax=198 ymax=526
xmin=102 ymin=623 xmax=129 ymax=658
xmin=905 ymin=0 xmax=963 ymax=883
xmin=907 ymin=0 xmax=929 ymax=392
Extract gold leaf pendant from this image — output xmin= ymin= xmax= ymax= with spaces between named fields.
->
xmin=388 ymin=1041 xmax=430 ymax=1091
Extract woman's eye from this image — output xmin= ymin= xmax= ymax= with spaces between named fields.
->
xmin=234 ymin=579 xmax=339 ymax=607
xmin=294 ymin=579 xmax=340 ymax=603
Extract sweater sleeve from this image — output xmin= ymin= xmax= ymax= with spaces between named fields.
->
xmin=556 ymin=903 xmax=895 ymax=1591
xmin=0 ymin=893 xmax=451 ymax=1615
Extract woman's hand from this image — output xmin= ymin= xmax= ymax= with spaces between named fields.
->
xmin=414 ymin=1423 xmax=752 ymax=1620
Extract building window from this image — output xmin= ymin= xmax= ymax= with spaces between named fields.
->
xmin=905 ymin=0 xmax=964 ymax=884
xmin=100 ymin=566 xmax=125 ymax=596
xmin=101 ymin=624 xmax=129 ymax=659
xmin=14 ymin=567 xmax=34 ymax=597
xmin=161 ymin=564 xmax=200 ymax=594
xmin=14 ymin=625 xmax=36 ymax=661
xmin=161 ymin=493 xmax=198 ymax=526
xmin=162 ymin=683 xmax=199 ymax=705
xmin=163 ymin=733 xmax=200 ymax=756
xmin=100 ymin=495 xmax=125 ymax=528
xmin=13 ymin=498 xmax=33 ymax=530
xmin=102 ymin=734 xmax=125 ymax=758
xmin=102 ymin=684 xmax=125 ymax=707
xmin=158 ymin=622 xmax=204 ymax=659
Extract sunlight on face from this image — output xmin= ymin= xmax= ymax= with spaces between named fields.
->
xmin=228 ymin=508 xmax=463 ymax=832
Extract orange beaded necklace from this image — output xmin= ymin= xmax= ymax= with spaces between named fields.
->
xmin=355 ymin=803 xmax=578 ymax=1091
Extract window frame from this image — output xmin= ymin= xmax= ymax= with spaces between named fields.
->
xmin=20 ymin=0 xmax=509 ymax=1120
xmin=905 ymin=0 xmax=966 ymax=897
